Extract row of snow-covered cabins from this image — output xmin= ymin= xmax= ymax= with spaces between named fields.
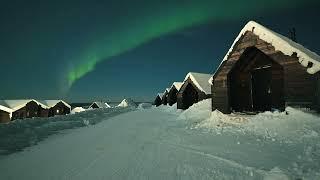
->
xmin=155 ymin=21 xmax=320 ymax=113
xmin=0 ymin=100 xmax=72 ymax=123
xmin=0 ymin=100 xmax=112 ymax=123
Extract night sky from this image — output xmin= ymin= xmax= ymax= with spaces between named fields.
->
xmin=1 ymin=0 xmax=319 ymax=102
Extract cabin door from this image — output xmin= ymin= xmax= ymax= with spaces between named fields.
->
xmin=251 ymin=67 xmax=272 ymax=111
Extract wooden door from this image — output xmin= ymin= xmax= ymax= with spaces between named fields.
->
xmin=251 ymin=67 xmax=272 ymax=111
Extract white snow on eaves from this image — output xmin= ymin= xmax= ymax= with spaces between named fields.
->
xmin=89 ymin=101 xmax=111 ymax=108
xmin=184 ymin=72 xmax=212 ymax=94
xmin=0 ymin=99 xmax=49 ymax=112
xmin=117 ymin=99 xmax=137 ymax=108
xmin=209 ymin=20 xmax=320 ymax=84
xmin=157 ymin=93 xmax=164 ymax=99
xmin=170 ymin=82 xmax=183 ymax=92
xmin=0 ymin=105 xmax=12 ymax=113
xmin=40 ymin=100 xmax=71 ymax=109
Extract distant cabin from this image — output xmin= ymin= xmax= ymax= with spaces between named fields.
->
xmin=211 ymin=21 xmax=320 ymax=114
xmin=0 ymin=99 xmax=49 ymax=122
xmin=117 ymin=99 xmax=137 ymax=107
xmin=40 ymin=100 xmax=71 ymax=117
xmin=89 ymin=101 xmax=111 ymax=109
xmin=177 ymin=72 xmax=212 ymax=110
xmin=154 ymin=93 xmax=163 ymax=107
xmin=167 ymin=82 xmax=183 ymax=106
xmin=162 ymin=88 xmax=170 ymax=105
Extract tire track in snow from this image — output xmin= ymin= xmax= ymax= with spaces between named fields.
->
xmin=159 ymin=140 xmax=267 ymax=177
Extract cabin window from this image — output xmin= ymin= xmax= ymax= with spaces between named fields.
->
xmin=26 ymin=111 xmax=29 ymax=116
xmin=56 ymin=109 xmax=60 ymax=113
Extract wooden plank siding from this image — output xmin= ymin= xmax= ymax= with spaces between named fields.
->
xmin=212 ymin=31 xmax=318 ymax=113
xmin=167 ymin=87 xmax=178 ymax=106
xmin=0 ymin=110 xmax=10 ymax=123
xmin=177 ymin=77 xmax=211 ymax=110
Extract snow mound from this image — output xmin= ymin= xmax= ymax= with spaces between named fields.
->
xmin=263 ymin=167 xmax=289 ymax=180
xmin=157 ymin=103 xmax=182 ymax=114
xmin=117 ymin=99 xmax=137 ymax=108
xmin=189 ymin=105 xmax=320 ymax=141
xmin=178 ymin=99 xmax=211 ymax=123
xmin=138 ymin=103 xmax=152 ymax=109
xmin=71 ymin=107 xmax=86 ymax=114
xmin=242 ymin=107 xmax=320 ymax=140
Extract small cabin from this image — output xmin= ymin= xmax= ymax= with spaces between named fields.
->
xmin=211 ymin=21 xmax=320 ymax=114
xmin=154 ymin=93 xmax=163 ymax=107
xmin=162 ymin=88 xmax=170 ymax=105
xmin=177 ymin=72 xmax=212 ymax=110
xmin=167 ymin=82 xmax=183 ymax=106
xmin=89 ymin=101 xmax=111 ymax=109
xmin=41 ymin=100 xmax=71 ymax=117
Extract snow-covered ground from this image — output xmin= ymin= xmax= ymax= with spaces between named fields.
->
xmin=0 ymin=101 xmax=319 ymax=179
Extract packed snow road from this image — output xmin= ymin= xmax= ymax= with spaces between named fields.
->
xmin=0 ymin=104 xmax=319 ymax=179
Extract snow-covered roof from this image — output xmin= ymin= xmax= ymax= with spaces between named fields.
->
xmin=117 ymin=99 xmax=137 ymax=107
xmin=164 ymin=88 xmax=170 ymax=94
xmin=0 ymin=99 xmax=49 ymax=111
xmin=184 ymin=72 xmax=212 ymax=94
xmin=40 ymin=100 xmax=71 ymax=109
xmin=157 ymin=93 xmax=164 ymax=99
xmin=170 ymin=82 xmax=183 ymax=92
xmin=89 ymin=101 xmax=111 ymax=108
xmin=0 ymin=105 xmax=12 ymax=113
xmin=210 ymin=20 xmax=320 ymax=84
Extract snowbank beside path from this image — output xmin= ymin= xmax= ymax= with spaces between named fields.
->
xmin=0 ymin=107 xmax=134 ymax=155
xmin=175 ymin=99 xmax=320 ymax=141
xmin=71 ymin=107 xmax=86 ymax=114
xmin=178 ymin=99 xmax=212 ymax=123
xmin=156 ymin=103 xmax=182 ymax=114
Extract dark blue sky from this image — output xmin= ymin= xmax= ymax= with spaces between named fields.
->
xmin=0 ymin=0 xmax=319 ymax=102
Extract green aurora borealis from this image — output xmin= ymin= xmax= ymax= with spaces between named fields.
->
xmin=66 ymin=0 xmax=308 ymax=88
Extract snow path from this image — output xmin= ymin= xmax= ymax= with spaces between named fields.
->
xmin=0 ymin=108 xmax=318 ymax=179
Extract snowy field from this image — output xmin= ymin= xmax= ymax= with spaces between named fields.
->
xmin=0 ymin=101 xmax=320 ymax=179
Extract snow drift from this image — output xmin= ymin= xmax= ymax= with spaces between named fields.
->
xmin=71 ymin=107 xmax=86 ymax=114
xmin=0 ymin=107 xmax=133 ymax=155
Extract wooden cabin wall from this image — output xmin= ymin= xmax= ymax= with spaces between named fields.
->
xmin=49 ymin=102 xmax=70 ymax=117
xmin=177 ymin=78 xmax=210 ymax=110
xmin=212 ymin=31 xmax=318 ymax=113
xmin=38 ymin=106 xmax=49 ymax=117
xmin=167 ymin=88 xmax=178 ymax=106
xmin=162 ymin=92 xmax=168 ymax=105
xmin=25 ymin=101 xmax=41 ymax=118
xmin=154 ymin=96 xmax=162 ymax=107
xmin=91 ymin=103 xmax=100 ymax=109
xmin=0 ymin=110 xmax=10 ymax=123
xmin=12 ymin=107 xmax=27 ymax=120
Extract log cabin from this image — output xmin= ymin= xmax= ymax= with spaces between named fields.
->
xmin=154 ymin=93 xmax=163 ymax=107
xmin=177 ymin=72 xmax=212 ymax=110
xmin=210 ymin=21 xmax=320 ymax=114
xmin=167 ymin=82 xmax=183 ymax=106
xmin=89 ymin=101 xmax=111 ymax=109
xmin=162 ymin=88 xmax=170 ymax=105
xmin=40 ymin=100 xmax=71 ymax=117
